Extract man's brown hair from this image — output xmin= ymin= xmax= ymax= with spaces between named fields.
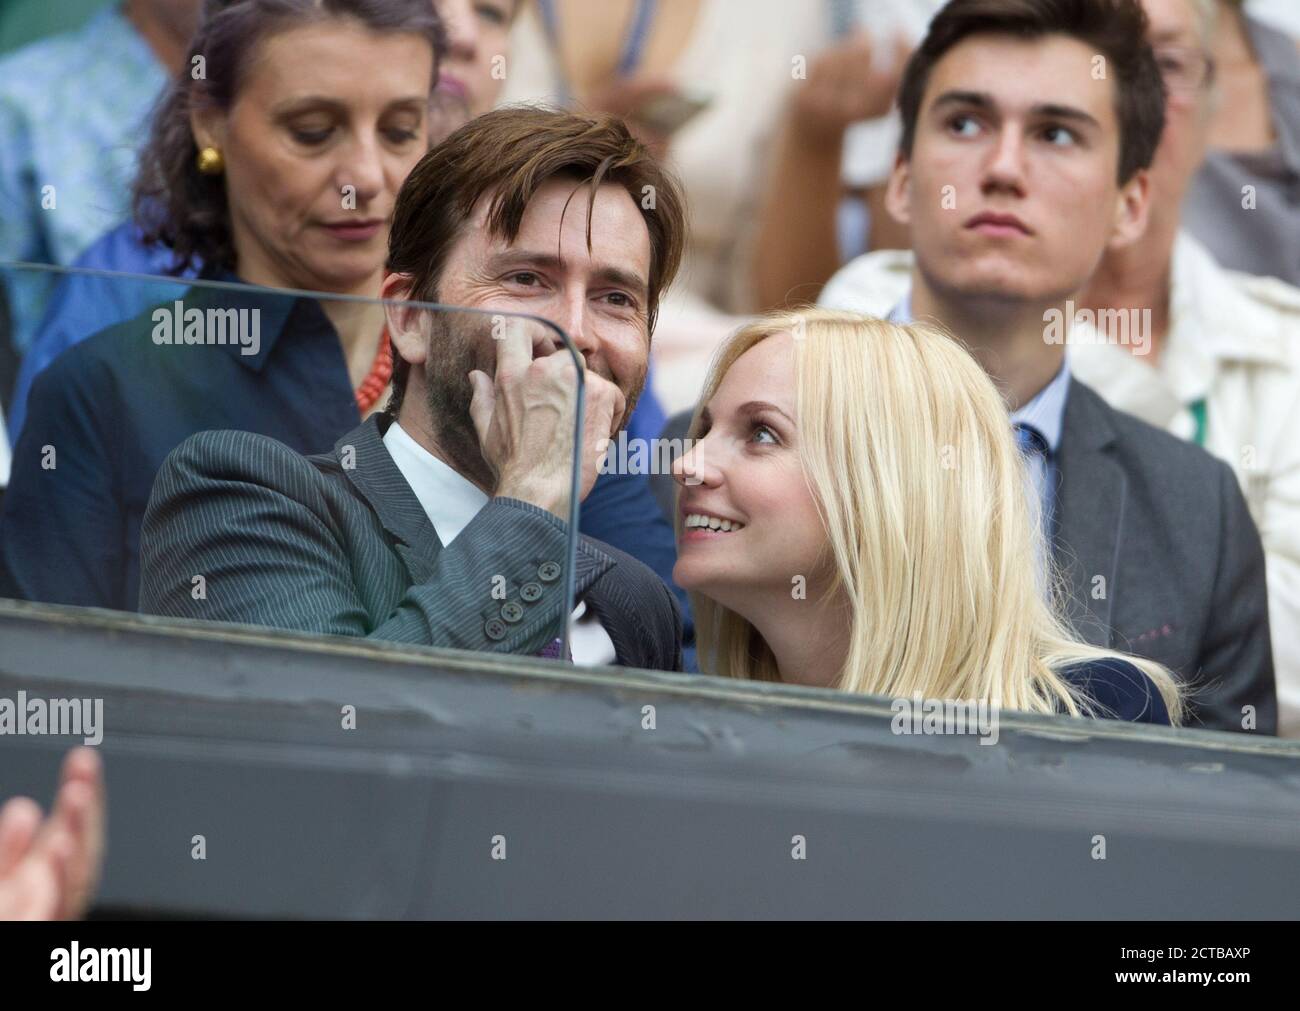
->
xmin=896 ymin=0 xmax=1166 ymax=183
xmin=385 ymin=105 xmax=687 ymax=417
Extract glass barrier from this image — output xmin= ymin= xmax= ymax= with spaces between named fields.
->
xmin=0 ymin=262 xmax=597 ymax=665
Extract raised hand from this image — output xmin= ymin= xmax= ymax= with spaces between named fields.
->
xmin=468 ymin=319 xmax=624 ymax=519
xmin=0 ymin=747 xmax=105 ymax=921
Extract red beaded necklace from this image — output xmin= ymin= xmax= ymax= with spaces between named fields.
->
xmin=355 ymin=326 xmax=393 ymax=413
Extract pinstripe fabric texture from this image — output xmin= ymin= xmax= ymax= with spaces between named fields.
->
xmin=138 ymin=415 xmax=683 ymax=671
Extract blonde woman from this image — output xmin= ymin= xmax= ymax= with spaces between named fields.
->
xmin=671 ymin=309 xmax=1181 ymax=724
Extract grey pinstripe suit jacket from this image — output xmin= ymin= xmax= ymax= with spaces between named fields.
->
xmin=138 ymin=415 xmax=683 ymax=671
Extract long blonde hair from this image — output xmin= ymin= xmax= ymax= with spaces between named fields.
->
xmin=684 ymin=309 xmax=1182 ymax=722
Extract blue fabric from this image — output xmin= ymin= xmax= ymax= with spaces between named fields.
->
xmin=8 ymin=222 xmax=196 ymax=443
xmin=0 ymin=273 xmax=693 ymax=661
xmin=0 ymin=7 xmax=167 ymax=352
xmin=1060 ymin=658 xmax=1171 ymax=725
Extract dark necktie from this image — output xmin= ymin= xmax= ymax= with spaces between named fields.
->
xmin=1013 ymin=421 xmax=1049 ymax=457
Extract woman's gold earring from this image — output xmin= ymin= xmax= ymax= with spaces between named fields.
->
xmin=196 ymin=146 xmax=225 ymax=175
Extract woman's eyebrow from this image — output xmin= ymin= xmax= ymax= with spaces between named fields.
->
xmin=736 ymin=400 xmax=794 ymax=423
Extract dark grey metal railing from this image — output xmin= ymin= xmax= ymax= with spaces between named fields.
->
xmin=2 ymin=598 xmax=1297 ymax=918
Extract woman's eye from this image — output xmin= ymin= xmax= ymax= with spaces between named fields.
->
xmin=477 ymin=2 xmax=509 ymax=25
xmin=291 ymin=127 xmax=332 ymax=145
xmin=752 ymin=424 xmax=778 ymax=445
xmin=604 ymin=291 xmax=635 ymax=308
xmin=384 ymin=127 xmax=419 ymax=144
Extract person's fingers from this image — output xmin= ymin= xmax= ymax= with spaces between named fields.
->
xmin=584 ymin=372 xmax=625 ymax=438
xmin=591 ymin=74 xmax=680 ymax=115
xmin=58 ymin=745 xmax=102 ymax=790
xmin=58 ymin=748 xmax=104 ymax=842
xmin=0 ymin=851 xmax=61 ymax=921
xmin=492 ymin=314 xmax=533 ymax=388
xmin=467 ymin=369 xmax=496 ymax=448
xmin=0 ymin=798 xmax=43 ymax=878
xmin=40 ymin=826 xmax=75 ymax=921
xmin=623 ymin=75 xmax=681 ymax=102
xmin=0 ymin=751 xmax=106 ymax=921
xmin=834 ymin=38 xmax=871 ymax=94
xmin=50 ymin=781 xmax=100 ymax=920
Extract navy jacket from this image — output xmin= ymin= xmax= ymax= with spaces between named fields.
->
xmin=1062 ymin=658 xmax=1170 ymax=725
xmin=0 ymin=281 xmax=692 ymax=655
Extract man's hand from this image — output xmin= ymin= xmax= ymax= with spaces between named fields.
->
xmin=468 ymin=322 xmax=624 ymax=520
xmin=793 ymin=32 xmax=911 ymax=146
xmin=0 ymin=747 xmax=105 ymax=921
xmin=583 ymin=75 xmax=683 ymax=159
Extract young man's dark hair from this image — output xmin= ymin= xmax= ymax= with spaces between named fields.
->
xmin=896 ymin=0 xmax=1167 ymax=182
xmin=384 ymin=105 xmax=688 ymax=418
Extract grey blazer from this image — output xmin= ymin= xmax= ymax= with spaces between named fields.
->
xmin=653 ymin=379 xmax=1277 ymax=732
xmin=1052 ymin=379 xmax=1274 ymax=733
xmin=138 ymin=415 xmax=683 ymax=671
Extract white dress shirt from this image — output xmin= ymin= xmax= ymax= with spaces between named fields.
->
xmin=0 ymin=410 xmax=10 ymax=488
xmin=382 ymin=421 xmax=617 ymax=665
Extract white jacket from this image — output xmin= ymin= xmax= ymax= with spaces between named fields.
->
xmin=819 ymin=235 xmax=1300 ymax=736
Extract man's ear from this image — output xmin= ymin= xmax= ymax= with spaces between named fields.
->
xmin=381 ymin=272 xmax=428 ymax=367
xmin=1106 ymin=168 xmax=1152 ymax=252
xmin=883 ymin=151 xmax=913 ymax=228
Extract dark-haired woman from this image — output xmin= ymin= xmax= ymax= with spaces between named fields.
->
xmin=1 ymin=0 xmax=440 ymax=612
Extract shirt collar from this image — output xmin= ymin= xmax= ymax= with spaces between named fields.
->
xmin=887 ymin=291 xmax=913 ymax=324
xmin=1009 ymin=358 xmax=1070 ymax=454
xmin=381 ymin=421 xmax=489 ymax=548
xmin=199 ymin=268 xmax=334 ymax=372
xmin=890 ymin=286 xmax=1069 ymax=453
xmin=1168 ymin=231 xmax=1293 ymax=369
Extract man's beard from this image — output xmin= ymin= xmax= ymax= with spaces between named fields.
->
xmin=421 ymin=312 xmax=645 ymax=494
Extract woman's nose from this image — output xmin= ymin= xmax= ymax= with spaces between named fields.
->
xmin=440 ymin=0 xmax=479 ymax=58
xmin=673 ymin=435 xmax=717 ymax=488
xmin=337 ymin=137 xmax=386 ymax=203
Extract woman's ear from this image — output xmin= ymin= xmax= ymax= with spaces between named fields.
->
xmin=189 ymin=102 xmax=224 ymax=156
xmin=381 ymin=272 xmax=428 ymax=368
xmin=1106 ymin=167 xmax=1152 ymax=252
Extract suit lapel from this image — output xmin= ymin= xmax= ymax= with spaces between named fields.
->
xmin=576 ymin=546 xmax=647 ymax=667
xmin=1053 ymin=380 xmax=1126 ymax=648
xmin=334 ymin=416 xmax=443 ymax=583
xmin=334 ymin=416 xmax=621 ymax=620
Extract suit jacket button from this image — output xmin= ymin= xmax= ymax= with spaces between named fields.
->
xmin=538 ymin=561 xmax=561 ymax=582
xmin=520 ymin=581 xmax=543 ymax=602
xmin=501 ymin=601 xmax=524 ymax=623
xmin=484 ymin=618 xmax=507 ymax=641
